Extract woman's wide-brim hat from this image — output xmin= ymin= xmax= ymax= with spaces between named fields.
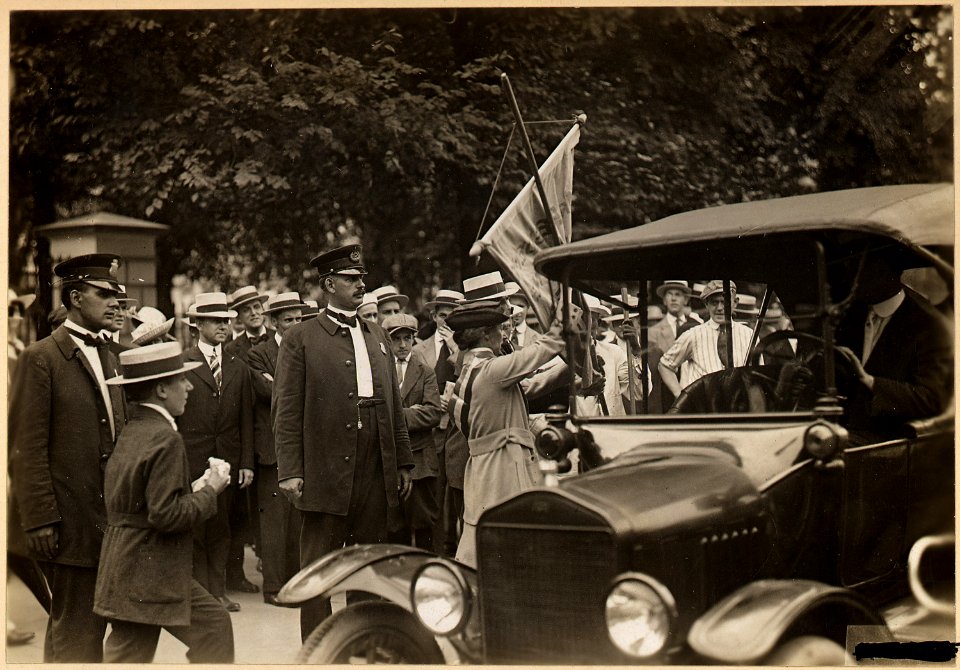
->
xmin=131 ymin=317 xmax=175 ymax=346
xmin=446 ymin=301 xmax=509 ymax=332
xmin=372 ymin=285 xmax=409 ymax=309
xmin=132 ymin=306 xmax=166 ymax=327
xmin=461 ymin=271 xmax=519 ymax=303
xmin=106 ymin=341 xmax=202 ymax=385
xmin=264 ymin=292 xmax=308 ymax=315
xmin=656 ymin=280 xmax=692 ymax=299
xmin=425 ymin=289 xmax=465 ymax=310
xmin=186 ymin=292 xmax=237 ymax=319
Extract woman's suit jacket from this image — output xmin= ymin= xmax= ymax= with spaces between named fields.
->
xmin=273 ymin=312 xmax=414 ymax=515
xmin=94 ymin=406 xmax=218 ymax=626
xmin=8 ymin=326 xmax=126 ymax=566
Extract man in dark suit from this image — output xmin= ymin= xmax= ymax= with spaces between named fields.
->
xmin=247 ymin=292 xmax=306 ymax=606
xmin=222 ymin=285 xmax=270 ymax=593
xmin=834 ymin=254 xmax=953 ymax=440
xmin=179 ymin=292 xmax=255 ymax=612
xmin=94 ymin=341 xmax=233 ymax=662
xmin=9 ymin=253 xmax=127 ymax=661
xmin=273 ymin=244 xmax=414 ymax=640
xmin=384 ymin=314 xmax=442 ymax=549
xmin=647 ymin=280 xmax=699 ymax=413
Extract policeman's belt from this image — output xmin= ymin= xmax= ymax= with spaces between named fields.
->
xmin=357 ymin=397 xmax=385 ymax=408
xmin=107 ymin=512 xmax=153 ymax=529
xmin=468 ymin=427 xmax=535 ymax=457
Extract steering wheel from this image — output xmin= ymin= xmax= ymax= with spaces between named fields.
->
xmin=751 ymin=329 xmax=858 ymax=397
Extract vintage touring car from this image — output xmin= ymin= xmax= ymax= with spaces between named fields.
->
xmin=278 ymin=183 xmax=954 ymax=664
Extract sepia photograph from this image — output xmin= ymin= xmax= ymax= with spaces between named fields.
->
xmin=6 ymin=3 xmax=954 ymax=664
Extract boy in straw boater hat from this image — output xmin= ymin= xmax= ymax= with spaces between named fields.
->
xmin=94 ymin=342 xmax=234 ymax=662
xmin=247 ymin=292 xmax=307 ymax=606
xmin=372 ymin=284 xmax=409 ymax=323
xmin=179 ymin=293 xmax=255 ymax=612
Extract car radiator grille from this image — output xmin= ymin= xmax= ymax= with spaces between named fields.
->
xmin=477 ymin=524 xmax=618 ymax=664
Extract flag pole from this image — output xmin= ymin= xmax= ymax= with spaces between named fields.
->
xmin=500 ymin=72 xmax=565 ymax=246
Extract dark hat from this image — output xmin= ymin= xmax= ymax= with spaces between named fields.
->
xmin=107 ymin=341 xmax=202 ymax=386
xmin=228 ymin=285 xmax=268 ymax=310
xmin=301 ymin=300 xmax=320 ymax=320
xmin=310 ymin=244 xmax=367 ymax=277
xmin=54 ymin=253 xmax=123 ymax=291
xmin=116 ymin=284 xmax=138 ymax=306
xmin=263 ymin=292 xmax=308 ymax=315
xmin=446 ymin=302 xmax=509 ymax=332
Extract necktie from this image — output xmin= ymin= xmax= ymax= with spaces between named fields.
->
xmin=209 ymin=352 xmax=222 ymax=389
xmin=249 ymin=333 xmax=268 ymax=345
xmin=331 ymin=311 xmax=357 ymax=328
xmin=716 ymin=327 xmax=730 ymax=369
xmin=863 ymin=309 xmax=883 ymax=364
xmin=435 ymin=342 xmax=453 ymax=387
xmin=72 ymin=330 xmax=113 ymax=376
xmin=511 ymin=331 xmax=520 ymax=350
xmin=396 ymin=360 xmax=405 ymax=385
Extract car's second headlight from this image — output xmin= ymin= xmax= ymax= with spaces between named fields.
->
xmin=605 ymin=575 xmax=675 ymax=658
xmin=411 ymin=562 xmax=469 ymax=635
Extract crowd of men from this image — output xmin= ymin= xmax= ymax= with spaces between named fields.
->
xmin=8 ymin=240 xmax=951 ymax=661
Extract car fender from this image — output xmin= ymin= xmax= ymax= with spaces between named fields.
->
xmin=687 ymin=579 xmax=890 ymax=664
xmin=277 ymin=543 xmax=478 ymax=664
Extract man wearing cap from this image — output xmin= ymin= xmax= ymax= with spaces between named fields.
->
xmin=658 ymin=281 xmax=754 ymax=399
xmin=247 ymin=292 xmax=306 ymax=606
xmin=9 ymin=253 xmax=127 ymax=661
xmin=179 ymin=293 xmax=255 ymax=612
xmin=94 ymin=342 xmax=234 ymax=662
xmin=372 ymin=285 xmax=409 ymax=323
xmin=224 ymin=285 xmax=271 ymax=365
xmin=384 ymin=314 xmax=442 ymax=550
xmin=444 ymin=300 xmax=567 ymax=566
xmin=273 ymin=244 xmax=414 ymax=639
xmin=647 ymin=280 xmax=699 ymax=413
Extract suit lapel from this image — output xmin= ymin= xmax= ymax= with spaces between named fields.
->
xmin=400 ymin=358 xmax=421 ymax=400
xmin=267 ymin=337 xmax=280 ymax=371
xmin=186 ymin=346 xmax=218 ymax=391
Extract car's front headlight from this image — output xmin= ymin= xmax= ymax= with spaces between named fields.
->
xmin=605 ymin=573 xmax=676 ymax=658
xmin=411 ymin=560 xmax=471 ymax=635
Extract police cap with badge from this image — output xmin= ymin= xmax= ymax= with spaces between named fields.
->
xmin=54 ymin=253 xmax=124 ymax=292
xmin=310 ymin=244 xmax=367 ymax=277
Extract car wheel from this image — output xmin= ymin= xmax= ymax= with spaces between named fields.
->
xmin=764 ymin=635 xmax=853 ymax=666
xmin=297 ymin=600 xmax=445 ymax=664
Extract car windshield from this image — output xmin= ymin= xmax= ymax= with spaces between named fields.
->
xmin=572 ymin=277 xmax=826 ymax=418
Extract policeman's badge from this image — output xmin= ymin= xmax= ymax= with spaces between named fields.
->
xmin=349 ymin=249 xmax=361 ymax=264
xmin=379 ymin=342 xmax=387 ymax=355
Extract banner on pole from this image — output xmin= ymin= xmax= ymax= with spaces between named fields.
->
xmin=469 ymin=123 xmax=580 ymax=329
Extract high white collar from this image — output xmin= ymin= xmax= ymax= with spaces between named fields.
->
xmin=197 ymin=340 xmax=221 ymax=358
xmin=140 ymin=403 xmax=178 ymax=430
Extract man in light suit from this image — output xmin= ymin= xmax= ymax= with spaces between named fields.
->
xmin=385 ymin=314 xmax=442 ymax=549
xmin=9 ymin=253 xmax=127 ymax=662
xmin=273 ymin=244 xmax=414 ymax=640
xmin=647 ymin=280 xmax=699 ymax=412
xmin=247 ymin=292 xmax=306 ymax=606
xmin=179 ymin=293 xmax=255 ymax=612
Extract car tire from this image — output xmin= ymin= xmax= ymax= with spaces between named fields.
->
xmin=764 ymin=635 xmax=853 ymax=666
xmin=297 ymin=600 xmax=445 ymax=664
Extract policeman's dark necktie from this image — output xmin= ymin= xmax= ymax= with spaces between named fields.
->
xmin=331 ymin=311 xmax=358 ymax=328
xmin=74 ymin=331 xmax=113 ymax=377
xmin=209 ymin=352 xmax=222 ymax=389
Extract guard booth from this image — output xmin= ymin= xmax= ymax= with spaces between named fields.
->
xmin=34 ymin=211 xmax=169 ymax=313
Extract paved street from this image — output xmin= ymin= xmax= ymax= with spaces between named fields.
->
xmin=6 ymin=548 xmax=304 ymax=663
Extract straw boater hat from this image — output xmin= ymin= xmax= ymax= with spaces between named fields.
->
xmin=54 ymin=253 xmax=123 ymax=292
xmin=655 ymin=280 xmax=692 ymax=299
xmin=734 ymin=294 xmax=759 ymax=316
xmin=446 ymin=301 xmax=509 ymax=331
xmin=584 ymin=294 xmax=612 ymax=318
xmin=504 ymin=282 xmax=530 ymax=307
xmin=263 ymin=292 xmax=308 ymax=315
xmin=601 ymin=305 xmax=640 ymax=324
xmin=186 ymin=293 xmax=238 ymax=319
xmin=227 ymin=285 xmax=267 ymax=311
xmin=461 ymin=271 xmax=519 ymax=303
xmin=699 ymin=280 xmax=737 ymax=302
xmin=310 ymin=244 xmax=367 ymax=277
xmin=359 ymin=293 xmax=378 ymax=310
xmin=373 ymin=285 xmax=409 ymax=309
xmin=301 ymin=300 xmax=320 ymax=320
xmin=106 ymin=341 xmax=202 ymax=386
xmin=116 ymin=284 xmax=138 ymax=307
xmin=132 ymin=306 xmax=166 ymax=327
xmin=382 ymin=313 xmax=419 ymax=335
xmin=131 ymin=310 xmax=175 ymax=346
xmin=184 ymin=304 xmax=197 ymax=329
xmin=424 ymin=289 xmax=465 ymax=310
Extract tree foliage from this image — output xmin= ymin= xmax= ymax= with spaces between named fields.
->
xmin=10 ymin=7 xmax=952 ymax=308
